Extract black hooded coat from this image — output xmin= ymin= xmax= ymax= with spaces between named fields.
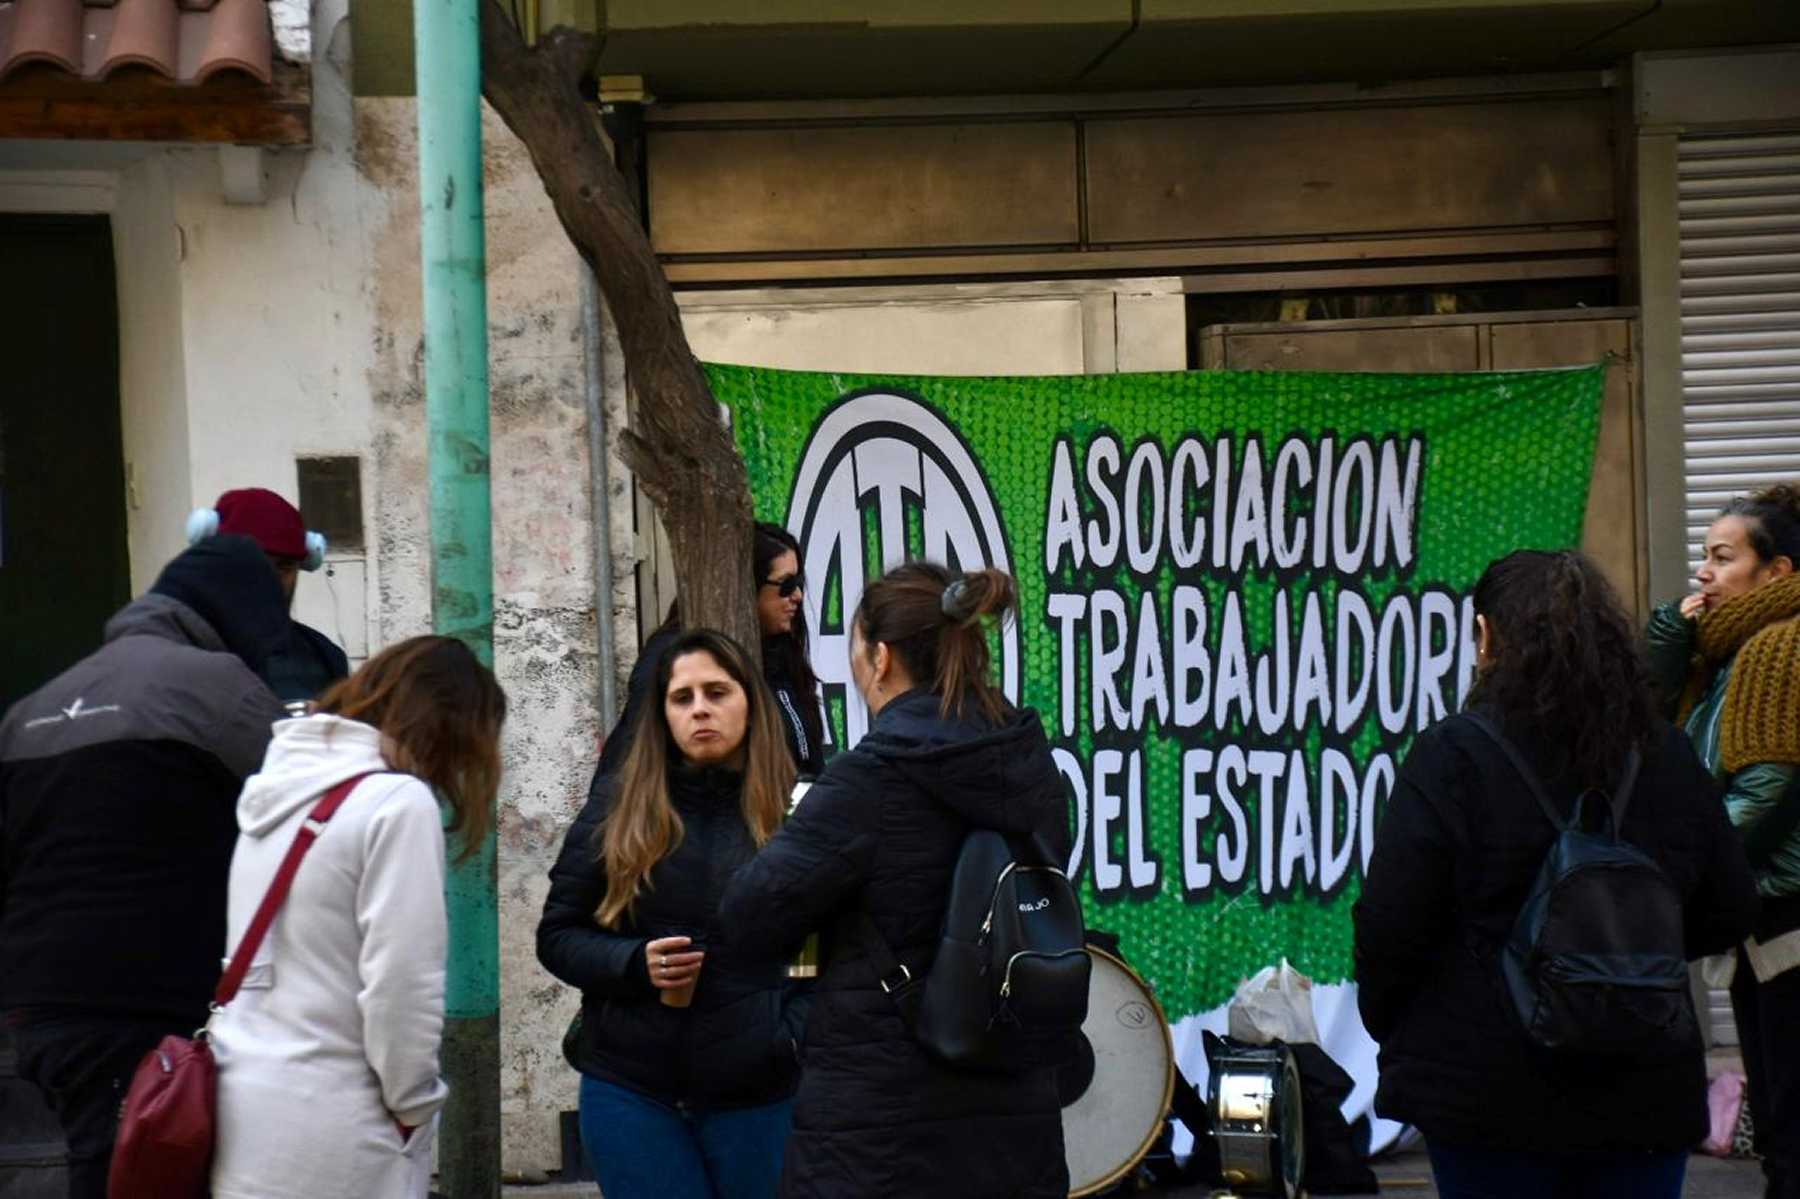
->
xmin=718 ymin=689 xmax=1073 ymax=1199
xmin=1352 ymin=712 xmax=1760 ymax=1153
xmin=0 ymin=536 xmax=288 ymax=1017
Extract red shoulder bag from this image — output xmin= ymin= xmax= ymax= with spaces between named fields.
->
xmin=107 ymin=773 xmax=375 ymax=1199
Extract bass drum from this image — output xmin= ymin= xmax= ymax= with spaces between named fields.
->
xmin=1062 ymin=947 xmax=1175 ymax=1197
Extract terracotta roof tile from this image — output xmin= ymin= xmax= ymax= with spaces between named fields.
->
xmin=195 ymin=0 xmax=267 ymax=83
xmin=104 ymin=0 xmax=178 ymax=78
xmin=0 ymin=0 xmax=269 ymax=84
xmin=3 ymin=0 xmax=81 ymax=74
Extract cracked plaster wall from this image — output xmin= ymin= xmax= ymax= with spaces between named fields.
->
xmin=161 ymin=0 xmax=379 ymax=655
xmin=355 ymin=94 xmax=638 ymax=1175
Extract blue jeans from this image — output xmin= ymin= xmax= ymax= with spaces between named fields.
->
xmin=578 ymin=1074 xmax=792 ymax=1199
xmin=1426 ymin=1140 xmax=1687 ymax=1199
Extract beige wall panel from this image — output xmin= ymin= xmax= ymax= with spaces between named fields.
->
xmin=1086 ymin=98 xmax=1613 ymax=243
xmin=1222 ymin=325 xmax=1480 ymax=372
xmin=680 ymin=297 xmax=1089 ymax=375
xmin=1489 ymin=319 xmax=1642 ymax=612
xmin=1116 ymin=292 xmax=1188 ymax=371
xmin=649 ymin=123 xmax=1079 ymax=255
xmin=1637 ymin=48 xmax=1800 ymax=128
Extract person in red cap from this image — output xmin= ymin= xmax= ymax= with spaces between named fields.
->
xmin=188 ymin=488 xmax=350 ymax=706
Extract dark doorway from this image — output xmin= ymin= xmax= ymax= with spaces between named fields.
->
xmin=0 ymin=215 xmax=128 ymax=713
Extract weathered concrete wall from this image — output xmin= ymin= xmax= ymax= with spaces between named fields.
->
xmin=0 ymin=0 xmax=387 ymax=642
xmin=165 ymin=2 xmax=379 ymax=655
xmin=354 ymin=94 xmax=637 ymax=1175
xmin=110 ymin=156 xmax=195 ymax=590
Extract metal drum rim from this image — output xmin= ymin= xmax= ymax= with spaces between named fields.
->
xmin=1067 ymin=944 xmax=1177 ymax=1199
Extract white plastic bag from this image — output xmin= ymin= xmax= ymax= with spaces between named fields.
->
xmin=1227 ymin=958 xmax=1320 ymax=1045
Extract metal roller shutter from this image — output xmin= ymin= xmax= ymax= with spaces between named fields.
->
xmin=1681 ymin=131 xmax=1800 ymax=567
xmin=1679 ymin=130 xmax=1800 ymax=1049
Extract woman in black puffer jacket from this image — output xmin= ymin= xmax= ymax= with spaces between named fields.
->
xmin=1354 ymin=551 xmax=1758 ymax=1198
xmin=538 ymin=629 xmax=808 ymax=1199
xmin=719 ymin=562 xmax=1072 ymax=1199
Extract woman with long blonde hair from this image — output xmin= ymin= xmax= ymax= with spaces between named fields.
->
xmin=209 ymin=635 xmax=507 ymax=1199
xmin=538 ymin=628 xmax=804 ymax=1199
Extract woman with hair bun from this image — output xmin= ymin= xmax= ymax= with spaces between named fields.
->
xmin=1647 ymin=482 xmax=1800 ymax=1199
xmin=719 ymin=562 xmax=1072 ymax=1198
xmin=1356 ymin=550 xmax=1756 ymax=1198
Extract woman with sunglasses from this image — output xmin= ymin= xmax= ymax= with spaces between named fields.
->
xmin=593 ymin=524 xmax=825 ymax=783
xmin=750 ymin=523 xmax=825 ymax=778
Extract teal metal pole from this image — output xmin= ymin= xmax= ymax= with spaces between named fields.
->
xmin=414 ymin=0 xmax=497 ymax=1192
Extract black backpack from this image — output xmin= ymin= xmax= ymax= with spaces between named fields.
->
xmin=864 ymin=829 xmax=1091 ymax=1072
xmin=1466 ymin=713 xmax=1698 ymax=1057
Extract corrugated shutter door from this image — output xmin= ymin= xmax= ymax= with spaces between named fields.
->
xmin=1678 ymin=131 xmax=1800 ymax=1049
xmin=1680 ymin=131 xmax=1800 ymax=567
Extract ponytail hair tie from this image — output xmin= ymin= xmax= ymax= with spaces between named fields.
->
xmin=940 ymin=579 xmax=970 ymax=621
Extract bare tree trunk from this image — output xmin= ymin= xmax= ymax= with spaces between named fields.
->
xmin=478 ymin=2 xmax=759 ymax=654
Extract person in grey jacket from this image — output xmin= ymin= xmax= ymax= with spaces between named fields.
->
xmin=0 ymin=535 xmax=288 ymax=1199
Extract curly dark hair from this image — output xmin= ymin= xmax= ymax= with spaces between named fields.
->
xmin=1467 ymin=549 xmax=1655 ymax=792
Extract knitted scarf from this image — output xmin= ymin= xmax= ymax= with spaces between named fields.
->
xmin=1684 ymin=574 xmax=1800 ymax=772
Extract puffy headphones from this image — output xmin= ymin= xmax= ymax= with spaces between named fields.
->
xmin=185 ymin=507 xmax=327 ymax=572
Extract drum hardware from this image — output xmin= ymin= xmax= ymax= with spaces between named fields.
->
xmin=1206 ymin=1040 xmax=1305 ymax=1199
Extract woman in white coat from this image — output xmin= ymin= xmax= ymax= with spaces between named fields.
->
xmin=209 ymin=635 xmax=507 ymax=1199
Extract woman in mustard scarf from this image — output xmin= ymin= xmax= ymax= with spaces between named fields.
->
xmin=1647 ymin=482 xmax=1800 ymax=1199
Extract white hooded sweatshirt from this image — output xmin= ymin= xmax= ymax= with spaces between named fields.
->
xmin=209 ymin=714 xmax=448 ymax=1199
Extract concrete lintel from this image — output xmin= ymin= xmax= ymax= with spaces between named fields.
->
xmin=218 ymin=145 xmax=267 ymax=206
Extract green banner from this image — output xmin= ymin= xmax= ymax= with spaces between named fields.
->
xmin=712 ymin=363 xmax=1606 ymax=1020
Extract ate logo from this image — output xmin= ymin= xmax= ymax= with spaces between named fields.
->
xmin=784 ymin=390 xmax=1018 ymax=749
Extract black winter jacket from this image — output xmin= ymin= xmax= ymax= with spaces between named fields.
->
xmin=537 ymin=763 xmax=807 ymax=1110
xmin=718 ymin=690 xmax=1072 ymax=1199
xmin=1353 ymin=712 xmax=1760 ymax=1153
xmin=762 ymin=654 xmax=826 ymax=779
xmin=263 ymin=619 xmax=350 ymax=705
xmin=0 ymin=585 xmax=286 ymax=1020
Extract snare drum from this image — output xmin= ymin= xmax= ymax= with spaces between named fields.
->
xmin=1208 ymin=1043 xmax=1304 ymax=1199
xmin=1062 ymin=947 xmax=1175 ymax=1197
